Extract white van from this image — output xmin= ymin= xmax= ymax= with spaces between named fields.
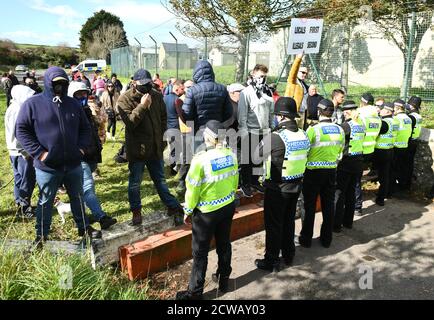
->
xmin=76 ymin=59 xmax=107 ymax=73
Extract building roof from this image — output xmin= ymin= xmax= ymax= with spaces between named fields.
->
xmin=162 ymin=42 xmax=191 ymax=53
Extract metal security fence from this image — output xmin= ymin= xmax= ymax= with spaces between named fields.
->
xmin=111 ymin=46 xmax=141 ymax=79
xmin=277 ymin=10 xmax=434 ymax=106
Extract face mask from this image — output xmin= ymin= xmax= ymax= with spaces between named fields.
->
xmin=136 ymin=84 xmax=151 ymax=95
xmin=78 ymin=96 xmax=88 ymax=107
xmin=53 ymin=81 xmax=68 ymax=96
xmin=252 ymin=76 xmax=266 ymax=90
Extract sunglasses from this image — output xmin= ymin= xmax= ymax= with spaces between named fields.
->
xmin=300 ymin=71 xmax=308 ymax=75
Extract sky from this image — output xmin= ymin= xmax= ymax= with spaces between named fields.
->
xmin=0 ymin=0 xmax=204 ymax=48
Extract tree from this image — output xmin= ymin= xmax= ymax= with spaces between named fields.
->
xmin=163 ymin=0 xmax=311 ymax=82
xmin=306 ymin=0 xmax=434 ymax=94
xmin=88 ymin=23 xmax=126 ymax=60
xmin=80 ymin=10 xmax=128 ymax=56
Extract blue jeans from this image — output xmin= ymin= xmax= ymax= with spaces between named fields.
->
xmin=10 ymin=156 xmax=36 ymax=208
xmin=128 ymin=160 xmax=180 ymax=211
xmin=35 ymin=166 xmax=89 ymax=237
xmin=82 ymin=162 xmax=106 ymax=221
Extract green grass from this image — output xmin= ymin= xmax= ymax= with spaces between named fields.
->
xmin=118 ymin=65 xmax=237 ymax=85
xmin=0 ymin=249 xmax=148 ymax=300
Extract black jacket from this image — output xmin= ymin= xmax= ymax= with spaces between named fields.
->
xmin=83 ymin=106 xmax=102 ymax=164
xmin=261 ymin=120 xmax=304 ymax=193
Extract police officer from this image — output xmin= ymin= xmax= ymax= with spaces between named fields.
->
xmin=373 ymin=103 xmax=396 ymax=206
xmin=299 ymin=99 xmax=345 ymax=248
xmin=405 ymin=96 xmax=423 ymax=191
xmin=255 ymin=97 xmax=310 ymax=271
xmin=333 ymin=101 xmax=365 ymax=233
xmin=391 ymin=99 xmax=412 ymax=194
xmin=354 ymin=93 xmax=382 ymax=215
xmin=176 ymin=120 xmax=239 ymax=300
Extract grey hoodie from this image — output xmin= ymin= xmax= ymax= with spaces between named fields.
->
xmin=237 ymin=85 xmax=275 ymax=136
xmin=5 ymin=85 xmax=35 ymax=157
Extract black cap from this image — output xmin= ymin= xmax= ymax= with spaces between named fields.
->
xmin=274 ymin=97 xmax=300 ymax=118
xmin=341 ymin=100 xmax=358 ymax=111
xmin=317 ymin=99 xmax=335 ymax=114
xmin=393 ymin=99 xmax=405 ymax=107
xmin=361 ymin=93 xmax=374 ymax=105
xmin=133 ymin=69 xmax=152 ymax=85
xmin=408 ymin=96 xmax=422 ymax=110
xmin=383 ymin=102 xmax=394 ymax=112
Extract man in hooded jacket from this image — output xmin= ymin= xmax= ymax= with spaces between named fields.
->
xmin=15 ymin=66 xmax=101 ymax=245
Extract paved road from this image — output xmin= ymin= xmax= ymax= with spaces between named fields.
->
xmin=164 ymin=194 xmax=434 ymax=300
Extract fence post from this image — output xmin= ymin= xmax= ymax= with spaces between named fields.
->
xmin=149 ymin=35 xmax=158 ymax=75
xmin=244 ymin=33 xmax=251 ymax=80
xmin=169 ymin=32 xmax=179 ymax=79
xmin=403 ymin=10 xmax=417 ymax=101
xmin=134 ymin=37 xmax=142 ymax=69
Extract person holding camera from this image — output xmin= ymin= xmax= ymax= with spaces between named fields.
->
xmin=117 ymin=69 xmax=183 ymax=226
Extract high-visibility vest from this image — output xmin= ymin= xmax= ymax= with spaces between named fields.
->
xmin=410 ymin=112 xmax=422 ymax=140
xmin=375 ymin=118 xmax=394 ymax=150
xmin=184 ymin=146 xmax=239 ymax=215
xmin=359 ymin=106 xmax=382 ymax=155
xmin=264 ymin=128 xmax=310 ymax=181
xmin=394 ymin=113 xmax=412 ymax=148
xmin=306 ymin=122 xmax=345 ymax=169
xmin=348 ymin=119 xmax=365 ymax=156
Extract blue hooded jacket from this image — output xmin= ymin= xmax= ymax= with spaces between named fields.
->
xmin=182 ymin=61 xmax=233 ymax=130
xmin=15 ymin=67 xmax=91 ymax=172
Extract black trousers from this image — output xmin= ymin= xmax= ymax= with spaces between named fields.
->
xmin=240 ymin=133 xmax=263 ymax=187
xmin=334 ymin=169 xmax=359 ymax=229
xmin=264 ymin=188 xmax=300 ymax=263
xmin=391 ymin=147 xmax=409 ymax=193
xmin=107 ymin=117 xmax=116 ymax=136
xmin=188 ymin=202 xmax=235 ymax=295
xmin=406 ymin=140 xmax=418 ymax=190
xmin=300 ymin=168 xmax=336 ymax=246
xmin=373 ymin=149 xmax=393 ymax=200
xmin=178 ymin=133 xmax=192 ymax=184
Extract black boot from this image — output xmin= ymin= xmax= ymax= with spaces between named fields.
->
xmin=255 ymin=259 xmax=280 ymax=272
xmin=78 ymin=226 xmax=102 ymax=239
xmin=131 ymin=209 xmax=142 ymax=226
xmin=99 ymin=216 xmax=117 ymax=230
xmin=33 ymin=235 xmax=48 ymax=249
xmin=212 ymin=273 xmax=230 ymax=293
xmin=175 ymin=290 xmax=203 ymax=300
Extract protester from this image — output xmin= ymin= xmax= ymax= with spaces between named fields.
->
xmin=237 ymin=64 xmax=274 ymax=197
xmin=284 ymin=53 xmax=309 ymax=128
xmin=76 ymin=71 xmax=92 ymax=89
xmin=101 ymin=81 xmax=120 ymax=141
xmin=333 ymin=101 xmax=365 ymax=232
xmin=15 ymin=66 xmax=102 ymax=246
xmin=153 ymin=73 xmax=164 ymax=92
xmin=93 ymin=76 xmax=106 ymax=99
xmin=111 ymin=73 xmax=123 ymax=93
xmin=164 ymin=79 xmax=186 ymax=175
xmin=117 ymin=69 xmax=183 ymax=225
xmin=306 ymin=85 xmax=324 ymax=128
xmin=88 ymin=95 xmax=108 ymax=145
xmin=1 ymin=72 xmax=13 ymax=107
xmin=182 ymin=60 xmax=233 ymax=141
xmin=255 ymin=97 xmax=310 ymax=271
xmin=24 ymin=77 xmax=42 ymax=93
xmin=8 ymin=70 xmax=19 ymax=87
xmin=299 ymin=99 xmax=345 ymax=248
xmin=163 ymin=77 xmax=176 ymax=96
xmin=68 ymin=81 xmax=117 ymax=230
xmin=5 ymin=85 xmax=36 ymax=218
xmin=331 ymin=89 xmax=346 ymax=125
xmin=373 ymin=102 xmax=396 ymax=206
xmin=176 ymin=121 xmax=238 ymax=300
